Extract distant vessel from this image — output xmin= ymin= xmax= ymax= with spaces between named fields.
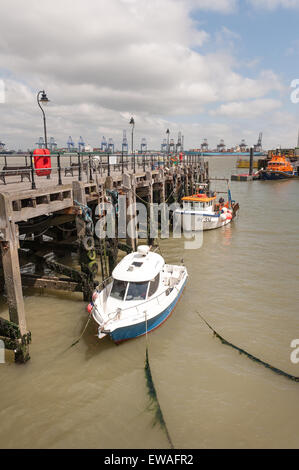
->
xmin=198 ymin=152 xmax=264 ymax=157
xmin=88 ymin=246 xmax=188 ymax=343
xmin=175 ymin=185 xmax=239 ymax=231
xmin=260 ymin=153 xmax=296 ymax=180
xmin=237 ymin=158 xmax=259 ymax=169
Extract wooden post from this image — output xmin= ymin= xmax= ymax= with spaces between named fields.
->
xmin=184 ymin=168 xmax=189 ymax=196
xmin=104 ymin=176 xmax=118 ymax=275
xmin=146 ymin=170 xmax=154 ymax=246
xmin=0 ymin=193 xmax=30 ymax=362
xmin=190 ymin=166 xmax=194 ymax=195
xmin=249 ymin=147 xmax=254 ymax=176
xmin=72 ymin=181 xmax=96 ymax=301
xmin=78 ymin=152 xmax=82 ymax=182
xmin=122 ymin=173 xmax=137 ymax=252
xmin=57 ymin=153 xmax=62 ymax=186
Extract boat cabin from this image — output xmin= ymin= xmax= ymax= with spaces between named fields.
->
xmin=109 ymin=246 xmax=164 ymax=303
xmin=182 ymin=194 xmax=216 ymax=212
xmin=267 ymin=154 xmax=293 ymax=172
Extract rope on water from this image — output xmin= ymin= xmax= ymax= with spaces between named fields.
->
xmin=144 ymin=312 xmax=175 ymax=449
xmin=197 ymin=312 xmax=299 ymax=383
xmin=62 ymin=316 xmax=91 ymax=352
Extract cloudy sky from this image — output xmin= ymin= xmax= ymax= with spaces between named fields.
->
xmin=0 ymin=0 xmax=299 ymax=151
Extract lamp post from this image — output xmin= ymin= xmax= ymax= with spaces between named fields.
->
xmin=166 ymin=128 xmax=170 ymax=166
xmin=37 ymin=90 xmax=50 ymax=149
xmin=129 ymin=116 xmax=135 ymax=172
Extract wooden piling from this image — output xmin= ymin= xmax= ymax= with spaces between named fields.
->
xmin=0 ymin=193 xmax=30 ymax=362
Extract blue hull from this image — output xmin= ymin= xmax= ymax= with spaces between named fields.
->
xmin=110 ymin=279 xmax=187 ymax=343
xmin=260 ymin=171 xmax=294 ymax=180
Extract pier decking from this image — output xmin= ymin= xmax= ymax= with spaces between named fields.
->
xmin=0 ymin=152 xmax=208 ymax=362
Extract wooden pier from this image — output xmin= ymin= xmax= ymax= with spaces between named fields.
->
xmin=0 ymin=152 xmax=208 ymax=362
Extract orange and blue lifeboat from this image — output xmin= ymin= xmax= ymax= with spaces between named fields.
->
xmin=260 ymin=153 xmax=294 ymax=180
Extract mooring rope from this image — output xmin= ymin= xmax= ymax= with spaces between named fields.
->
xmin=62 ymin=316 xmax=91 ymax=353
xmin=197 ymin=312 xmax=299 ymax=383
xmin=144 ymin=311 xmax=175 ymax=449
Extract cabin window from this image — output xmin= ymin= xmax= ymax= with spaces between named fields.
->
xmin=148 ymin=273 xmax=160 ymax=297
xmin=126 ymin=281 xmax=149 ymax=301
xmin=110 ymin=280 xmax=127 ymax=300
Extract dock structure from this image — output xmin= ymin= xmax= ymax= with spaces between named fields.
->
xmin=0 ymin=151 xmax=208 ymax=362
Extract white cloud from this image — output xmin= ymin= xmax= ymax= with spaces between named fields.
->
xmin=0 ymin=0 xmax=291 ymax=150
xmin=248 ymin=0 xmax=299 ymax=9
xmin=188 ymin=0 xmax=238 ymax=12
xmin=210 ymin=98 xmax=282 ymax=118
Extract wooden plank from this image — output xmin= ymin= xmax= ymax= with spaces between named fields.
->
xmin=21 ymin=274 xmax=82 ymax=292
xmin=18 ymin=214 xmax=75 ymax=235
xmin=12 ymin=199 xmax=74 ymax=222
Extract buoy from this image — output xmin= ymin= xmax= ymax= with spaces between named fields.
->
xmin=87 ymin=303 xmax=93 ymax=314
xmin=33 ymin=148 xmax=51 ymax=176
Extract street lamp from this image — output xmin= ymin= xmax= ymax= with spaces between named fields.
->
xmin=129 ymin=117 xmax=135 ymax=154
xmin=129 ymin=116 xmax=135 ymax=173
xmin=166 ymin=128 xmax=170 ymax=165
xmin=37 ymin=90 xmax=50 ymax=149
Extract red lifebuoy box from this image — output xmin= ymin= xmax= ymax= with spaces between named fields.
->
xmin=33 ymin=148 xmax=51 ymax=176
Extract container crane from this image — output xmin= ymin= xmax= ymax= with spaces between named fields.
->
xmin=101 ymin=136 xmax=107 ymax=151
xmin=67 ymin=136 xmax=75 ymax=152
xmin=140 ymin=138 xmax=147 ymax=153
xmin=217 ymin=139 xmax=226 ymax=152
xmin=122 ymin=130 xmax=128 ymax=153
xmin=169 ymin=139 xmax=175 ymax=153
xmin=201 ymin=139 xmax=208 ymax=152
xmin=254 ymin=132 xmax=263 ymax=152
xmin=240 ymin=139 xmax=247 ymax=152
xmin=108 ymin=138 xmax=114 ymax=153
xmin=161 ymin=139 xmax=167 ymax=152
xmin=36 ymin=137 xmax=45 ymax=149
xmin=176 ymin=132 xmax=182 ymax=152
xmin=78 ymin=136 xmax=85 ymax=152
xmin=49 ymin=137 xmax=57 ymax=152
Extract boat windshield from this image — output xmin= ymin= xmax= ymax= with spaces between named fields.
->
xmin=126 ymin=281 xmax=149 ymax=301
xmin=110 ymin=279 xmax=128 ymax=300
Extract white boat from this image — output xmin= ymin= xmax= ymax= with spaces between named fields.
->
xmin=87 ymin=246 xmax=188 ymax=343
xmin=174 ymin=187 xmax=239 ymax=231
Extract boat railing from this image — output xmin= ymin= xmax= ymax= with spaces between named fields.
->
xmin=96 ymin=276 xmax=113 ymax=292
xmin=103 ymin=280 xmax=183 ymax=320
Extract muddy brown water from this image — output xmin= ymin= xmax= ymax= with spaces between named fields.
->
xmin=0 ymin=156 xmax=298 ymax=449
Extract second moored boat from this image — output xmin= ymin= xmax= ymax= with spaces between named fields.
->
xmin=175 ymin=185 xmax=239 ymax=231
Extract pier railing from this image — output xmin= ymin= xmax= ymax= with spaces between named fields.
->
xmin=0 ymin=151 xmax=204 ymax=189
